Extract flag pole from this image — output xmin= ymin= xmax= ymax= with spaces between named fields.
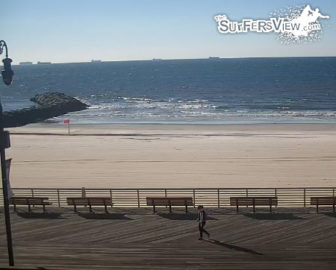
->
xmin=64 ymin=120 xmax=70 ymax=135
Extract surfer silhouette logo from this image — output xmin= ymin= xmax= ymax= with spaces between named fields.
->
xmin=214 ymin=4 xmax=329 ymax=43
xmin=289 ymin=5 xmax=329 ymax=38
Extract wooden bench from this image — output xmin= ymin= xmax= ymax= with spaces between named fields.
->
xmin=230 ymin=197 xmax=278 ymax=213
xmin=10 ymin=197 xmax=52 ymax=213
xmin=67 ymin=197 xmax=113 ymax=213
xmin=311 ymin=197 xmax=336 ymax=213
xmin=146 ymin=197 xmax=193 ymax=213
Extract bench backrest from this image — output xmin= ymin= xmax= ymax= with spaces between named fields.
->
xmin=146 ymin=197 xmax=193 ymax=206
xmin=87 ymin=197 xmax=112 ymax=205
xmin=230 ymin=197 xmax=278 ymax=206
xmin=10 ymin=197 xmax=49 ymax=205
xmin=67 ymin=197 xmax=112 ymax=206
xmin=311 ymin=197 xmax=336 ymax=205
xmin=67 ymin=198 xmax=88 ymax=205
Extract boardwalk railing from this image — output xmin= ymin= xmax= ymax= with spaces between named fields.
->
xmin=0 ymin=187 xmax=335 ymax=208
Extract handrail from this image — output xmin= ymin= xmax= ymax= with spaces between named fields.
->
xmin=1 ymin=187 xmax=335 ymax=209
xmin=3 ymin=187 xmax=336 ymax=190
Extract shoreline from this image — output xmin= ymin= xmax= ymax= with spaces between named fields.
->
xmin=25 ymin=121 xmax=336 ymax=127
xmin=9 ymin=122 xmax=336 ymax=132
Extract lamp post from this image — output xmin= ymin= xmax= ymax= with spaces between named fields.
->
xmin=0 ymin=40 xmax=15 ymax=266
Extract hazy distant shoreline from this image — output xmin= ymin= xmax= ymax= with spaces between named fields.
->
xmin=13 ymin=56 xmax=336 ymax=66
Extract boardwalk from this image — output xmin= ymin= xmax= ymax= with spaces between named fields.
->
xmin=1 ymin=207 xmax=336 ymax=269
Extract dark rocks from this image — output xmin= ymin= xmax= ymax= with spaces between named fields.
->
xmin=3 ymin=92 xmax=89 ymax=127
xmin=30 ymin=92 xmax=88 ymax=110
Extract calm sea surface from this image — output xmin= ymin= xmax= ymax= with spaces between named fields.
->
xmin=1 ymin=57 xmax=336 ymax=124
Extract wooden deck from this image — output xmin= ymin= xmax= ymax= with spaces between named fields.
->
xmin=1 ymin=207 xmax=336 ymax=269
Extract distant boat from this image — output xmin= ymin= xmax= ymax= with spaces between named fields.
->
xmin=152 ymin=58 xmax=163 ymax=61
xmin=91 ymin=59 xmax=102 ymax=63
xmin=209 ymin=57 xmax=220 ymax=60
xmin=37 ymin=61 xmax=52 ymax=65
xmin=19 ymin=61 xmax=33 ymax=65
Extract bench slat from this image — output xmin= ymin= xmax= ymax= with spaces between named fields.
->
xmin=146 ymin=197 xmax=193 ymax=206
xmin=10 ymin=197 xmax=51 ymax=205
xmin=311 ymin=197 xmax=336 ymax=205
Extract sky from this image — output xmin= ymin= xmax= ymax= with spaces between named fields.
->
xmin=1 ymin=0 xmax=336 ymax=64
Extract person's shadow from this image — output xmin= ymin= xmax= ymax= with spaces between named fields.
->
xmin=204 ymin=239 xmax=263 ymax=255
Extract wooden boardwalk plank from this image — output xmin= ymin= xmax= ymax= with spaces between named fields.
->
xmin=0 ymin=208 xmax=336 ymax=269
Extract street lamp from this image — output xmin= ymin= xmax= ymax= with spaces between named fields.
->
xmin=0 ymin=40 xmax=14 ymax=85
xmin=0 ymin=40 xmax=14 ymax=266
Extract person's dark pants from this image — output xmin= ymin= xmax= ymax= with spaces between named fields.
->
xmin=199 ymin=222 xmax=209 ymax=238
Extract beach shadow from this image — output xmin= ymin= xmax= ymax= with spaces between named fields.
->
xmin=0 ymin=268 xmax=48 ymax=270
xmin=244 ymin=213 xmax=303 ymax=220
xmin=0 ymin=267 xmax=51 ymax=270
xmin=323 ymin=212 xmax=336 ymax=218
xmin=78 ymin=213 xmax=132 ymax=220
xmin=205 ymin=239 xmax=263 ymax=255
xmin=17 ymin=212 xmax=63 ymax=219
xmin=158 ymin=213 xmax=217 ymax=220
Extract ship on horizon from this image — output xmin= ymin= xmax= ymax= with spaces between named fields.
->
xmin=19 ymin=61 xmax=33 ymax=65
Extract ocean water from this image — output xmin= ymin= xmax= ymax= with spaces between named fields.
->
xmin=1 ymin=57 xmax=336 ymax=124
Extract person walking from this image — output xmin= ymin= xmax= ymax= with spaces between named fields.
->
xmin=197 ymin=205 xmax=210 ymax=240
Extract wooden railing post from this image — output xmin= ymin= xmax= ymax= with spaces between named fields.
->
xmin=275 ymin=188 xmax=278 ymax=208
xmin=57 ymin=189 xmax=61 ymax=207
xmin=31 ymin=188 xmax=35 ymax=207
xmin=217 ymin=188 xmax=220 ymax=208
xmin=81 ymin=187 xmax=86 ymax=208
xmin=137 ymin=189 xmax=140 ymax=208
xmin=109 ymin=189 xmax=113 ymax=207
xmin=164 ymin=189 xmax=168 ymax=208
xmin=303 ymin=188 xmax=306 ymax=208
xmin=246 ymin=188 xmax=249 ymax=208
xmin=193 ymin=189 xmax=196 ymax=208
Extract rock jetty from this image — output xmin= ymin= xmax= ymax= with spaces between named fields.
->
xmin=3 ymin=92 xmax=88 ymax=127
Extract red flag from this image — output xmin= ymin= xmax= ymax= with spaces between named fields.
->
xmin=64 ymin=120 xmax=70 ymax=124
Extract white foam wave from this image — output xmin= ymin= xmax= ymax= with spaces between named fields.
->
xmin=58 ymin=96 xmax=336 ymax=124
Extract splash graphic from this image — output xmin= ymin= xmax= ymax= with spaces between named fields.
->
xmin=214 ymin=5 xmax=329 ymax=44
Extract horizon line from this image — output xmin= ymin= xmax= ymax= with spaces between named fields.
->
xmin=14 ymin=55 xmax=336 ymax=66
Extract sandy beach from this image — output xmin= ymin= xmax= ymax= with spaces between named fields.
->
xmin=6 ymin=123 xmax=336 ymax=188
